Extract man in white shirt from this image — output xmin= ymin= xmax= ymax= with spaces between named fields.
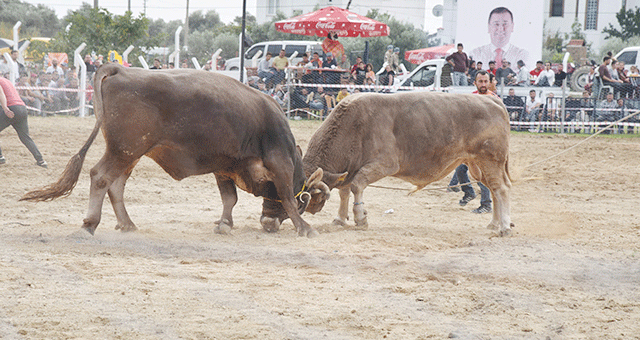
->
xmin=534 ymin=62 xmax=555 ymax=87
xmin=46 ymin=58 xmax=64 ymax=77
xmin=470 ymin=7 xmax=530 ymax=70
xmin=525 ymin=89 xmax=543 ymax=132
xmin=508 ymin=59 xmax=529 ymax=86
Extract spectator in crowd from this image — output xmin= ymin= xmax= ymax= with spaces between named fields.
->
xmin=271 ymin=84 xmax=289 ymax=110
xmin=257 ymin=80 xmax=270 ymax=95
xmin=0 ymin=75 xmax=47 ymax=167
xmin=257 ymin=52 xmax=277 ymax=87
xmin=307 ymin=85 xmax=334 ymax=115
xmin=168 ymin=62 xmax=175 ymax=69
xmin=508 ymin=59 xmax=529 ymax=86
xmin=529 ymin=60 xmax=544 ymax=78
xmin=352 ymin=61 xmax=366 ymax=85
xmin=596 ymin=93 xmax=619 ymax=133
xmin=599 ymin=56 xmax=627 ymax=98
xmin=310 ymin=52 xmax=324 ymax=84
xmin=17 ymin=73 xmax=39 ymax=115
xmin=534 ymin=62 xmax=554 ymax=87
xmin=384 ymin=45 xmax=394 ymax=67
xmin=272 ymin=49 xmax=289 ymax=86
xmin=542 ymin=92 xmax=558 ymax=131
xmin=495 ymin=59 xmax=515 ymax=86
xmin=338 ymin=54 xmax=351 ymax=84
xmin=350 ymin=56 xmax=363 ymax=75
xmin=379 ymin=64 xmax=395 ymax=88
xmin=66 ymin=77 xmax=80 ymax=115
xmin=296 ymin=53 xmax=312 ymax=83
xmin=446 ymin=43 xmax=469 ymax=86
xmin=0 ymin=55 xmax=9 ymax=76
xmin=392 ymin=47 xmax=401 ymax=73
xmin=84 ymin=54 xmax=96 ymax=75
xmin=93 ymin=58 xmax=103 ymax=70
xmin=149 ymin=57 xmax=162 ymax=72
xmin=488 ymin=72 xmax=498 ymax=92
xmin=616 ymin=61 xmax=634 ymax=97
xmin=336 ymin=87 xmax=349 ymax=103
xmin=467 ymin=60 xmax=477 ymax=85
xmin=323 ymin=52 xmax=339 ymax=84
xmin=502 ymin=87 xmax=524 ymax=123
xmin=365 ymin=63 xmax=376 ymax=84
xmin=46 ymin=58 xmax=64 ymax=77
xmin=487 ymin=61 xmax=497 ymax=75
xmin=10 ymin=50 xmax=25 ymax=77
xmin=246 ymin=76 xmax=260 ymax=89
xmin=52 ymin=77 xmax=68 ymax=112
xmin=525 ymin=89 xmax=543 ymax=132
xmin=35 ymin=72 xmax=55 ymax=115
xmin=291 ymin=87 xmax=311 ymax=110
xmin=583 ymin=65 xmax=596 ymax=94
xmin=553 ymin=64 xmax=567 ymax=87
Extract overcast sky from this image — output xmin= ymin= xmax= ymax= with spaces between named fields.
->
xmin=21 ymin=0 xmax=442 ymax=31
xmin=21 ymin=0 xmax=258 ymax=24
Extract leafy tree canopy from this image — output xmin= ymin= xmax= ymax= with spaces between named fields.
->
xmin=603 ymin=7 xmax=640 ymax=40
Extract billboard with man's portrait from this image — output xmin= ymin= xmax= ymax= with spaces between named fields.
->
xmin=455 ymin=0 xmax=543 ymax=71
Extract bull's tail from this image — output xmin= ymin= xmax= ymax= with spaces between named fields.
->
xmin=20 ymin=118 xmax=102 ymax=202
xmin=20 ymin=68 xmax=113 ymax=202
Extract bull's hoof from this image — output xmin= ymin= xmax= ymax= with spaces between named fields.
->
xmin=332 ymin=218 xmax=347 ymax=226
xmin=214 ymin=219 xmax=232 ymax=234
xmin=298 ymin=227 xmax=319 ymax=238
xmin=260 ymin=216 xmax=281 ymax=233
xmin=115 ymin=223 xmax=138 ymax=232
xmin=82 ymin=220 xmax=98 ymax=235
xmin=499 ymin=228 xmax=512 ymax=237
xmin=354 ymin=217 xmax=368 ymax=230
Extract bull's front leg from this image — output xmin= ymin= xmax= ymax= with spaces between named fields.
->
xmin=214 ymin=174 xmax=237 ymax=234
xmin=332 ymin=186 xmax=351 ymax=226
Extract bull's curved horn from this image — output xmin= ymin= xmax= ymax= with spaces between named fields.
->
xmin=298 ymin=191 xmax=311 ymax=214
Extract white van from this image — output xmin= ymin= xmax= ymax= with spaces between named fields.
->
xmin=224 ymin=40 xmax=324 ymax=71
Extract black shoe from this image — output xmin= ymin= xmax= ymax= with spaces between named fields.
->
xmin=459 ymin=193 xmax=477 ymax=206
xmin=472 ymin=204 xmax=492 ymax=214
xmin=36 ymin=160 xmax=48 ymax=168
xmin=0 ymin=155 xmax=5 ymax=164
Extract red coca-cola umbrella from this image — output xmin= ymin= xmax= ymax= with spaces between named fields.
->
xmin=404 ymin=44 xmax=455 ymax=65
xmin=275 ymin=6 xmax=389 ymax=38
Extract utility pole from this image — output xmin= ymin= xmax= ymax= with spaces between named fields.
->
xmin=184 ymin=0 xmax=189 ymax=57
xmin=128 ymin=0 xmax=131 ymax=12
xmin=94 ymin=0 xmax=98 ymax=8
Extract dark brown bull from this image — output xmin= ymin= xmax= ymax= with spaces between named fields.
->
xmin=21 ymin=63 xmax=329 ymax=237
xmin=303 ymin=91 xmax=513 ymax=236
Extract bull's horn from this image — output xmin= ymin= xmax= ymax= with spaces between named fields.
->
xmin=306 ymin=168 xmax=323 ymax=189
xmin=298 ymin=192 xmax=311 ymax=214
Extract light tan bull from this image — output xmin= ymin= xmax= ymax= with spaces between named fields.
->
xmin=303 ymin=91 xmax=513 ymax=236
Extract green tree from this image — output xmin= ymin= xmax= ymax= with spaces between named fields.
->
xmin=48 ymin=5 xmax=159 ymax=66
xmin=603 ymin=6 xmax=640 ymax=40
xmin=0 ymin=0 xmax=60 ymax=37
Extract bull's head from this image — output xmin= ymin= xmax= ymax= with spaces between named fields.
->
xmin=304 ymin=169 xmax=348 ymax=214
xmin=260 ymin=168 xmax=339 ymax=232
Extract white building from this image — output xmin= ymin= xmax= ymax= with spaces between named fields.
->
xmin=544 ymin=0 xmax=640 ymax=52
xmin=440 ymin=0 xmax=636 ymax=53
xmin=255 ymin=0 xmax=427 ymax=30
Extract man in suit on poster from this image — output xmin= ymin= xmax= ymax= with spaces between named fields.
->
xmin=470 ymin=7 xmax=530 ymax=70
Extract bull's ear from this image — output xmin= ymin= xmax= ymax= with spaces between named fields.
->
xmin=305 ymin=168 xmax=323 ymax=189
xmin=322 ymin=171 xmax=348 ymax=188
xmin=296 ymin=145 xmax=303 ymax=158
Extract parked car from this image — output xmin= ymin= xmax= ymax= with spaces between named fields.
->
xmin=224 ymin=40 xmax=323 ymax=71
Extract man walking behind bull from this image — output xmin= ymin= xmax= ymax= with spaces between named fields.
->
xmin=0 ymin=76 xmax=47 ymax=168
xmin=448 ymin=70 xmax=495 ymax=213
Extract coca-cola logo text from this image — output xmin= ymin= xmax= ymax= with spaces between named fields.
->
xmin=359 ymin=23 xmax=376 ymax=31
xmin=315 ymin=21 xmax=336 ymax=30
xmin=282 ymin=23 xmax=297 ymax=30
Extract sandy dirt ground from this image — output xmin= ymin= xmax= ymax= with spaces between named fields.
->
xmin=1 ymin=116 xmax=639 ymax=339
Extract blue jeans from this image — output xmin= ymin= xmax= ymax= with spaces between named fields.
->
xmin=450 ymin=164 xmax=492 ymax=206
xmin=452 ymin=72 xmax=467 ymax=86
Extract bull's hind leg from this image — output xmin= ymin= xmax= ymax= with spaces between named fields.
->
xmin=473 ymin=160 xmax=512 ymax=236
xmin=108 ymin=161 xmax=139 ymax=232
xmin=213 ymin=174 xmax=237 ymax=234
xmin=332 ymin=186 xmax=351 ymax=226
xmin=82 ymin=155 xmax=137 ymax=235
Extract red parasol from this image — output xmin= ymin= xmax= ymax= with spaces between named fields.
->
xmin=404 ymin=44 xmax=455 ymax=65
xmin=274 ymin=6 xmax=390 ymax=38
